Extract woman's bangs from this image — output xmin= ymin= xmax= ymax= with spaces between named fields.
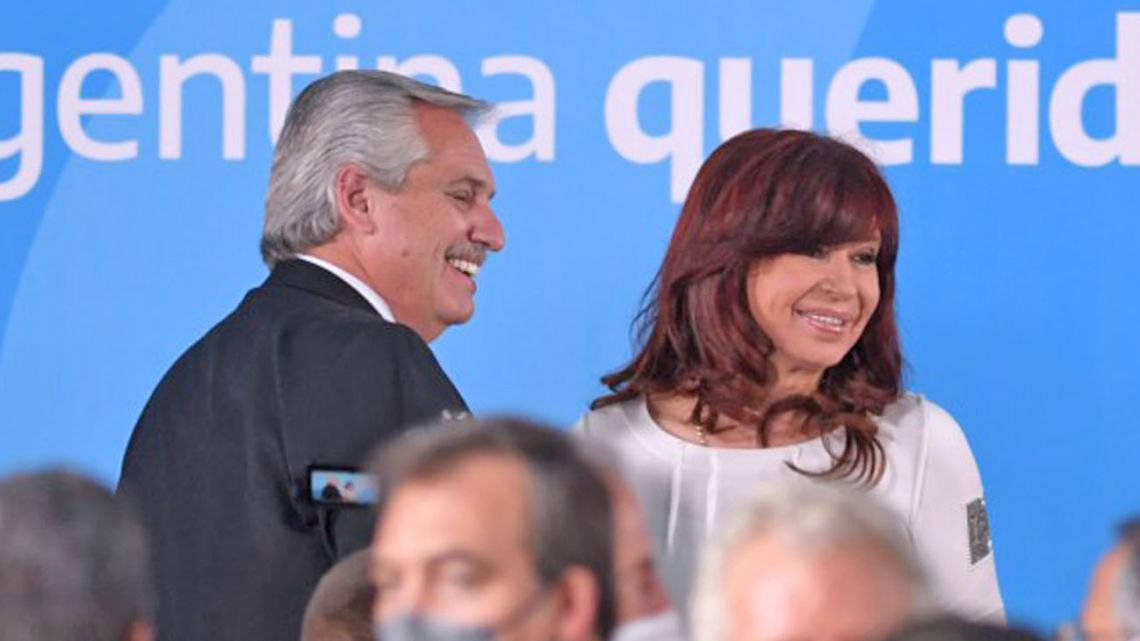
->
xmin=806 ymin=176 xmax=891 ymax=248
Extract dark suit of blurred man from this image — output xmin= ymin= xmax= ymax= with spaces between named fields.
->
xmin=119 ymin=70 xmax=504 ymax=641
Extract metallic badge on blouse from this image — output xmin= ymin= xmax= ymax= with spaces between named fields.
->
xmin=966 ymin=497 xmax=992 ymax=565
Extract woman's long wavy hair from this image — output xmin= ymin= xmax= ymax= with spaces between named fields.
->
xmin=593 ymin=129 xmax=902 ymax=484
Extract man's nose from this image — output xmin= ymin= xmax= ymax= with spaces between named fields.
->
xmin=471 ymin=202 xmax=505 ymax=253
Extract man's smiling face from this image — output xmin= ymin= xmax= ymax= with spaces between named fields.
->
xmin=357 ymin=103 xmax=504 ymax=342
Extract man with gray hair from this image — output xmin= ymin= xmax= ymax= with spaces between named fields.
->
xmin=1074 ymin=519 xmax=1140 ymax=641
xmin=370 ymin=417 xmax=615 ymax=641
xmin=119 ymin=70 xmax=504 ymax=641
xmin=691 ymin=483 xmax=932 ymax=641
xmin=0 ymin=469 xmax=154 ymax=641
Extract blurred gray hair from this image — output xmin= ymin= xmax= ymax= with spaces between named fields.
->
xmin=261 ymin=70 xmax=490 ymax=267
xmin=370 ymin=417 xmax=617 ymax=641
xmin=0 ymin=469 xmax=154 ymax=641
xmin=1115 ymin=519 xmax=1140 ymax=634
xmin=691 ymin=483 xmax=932 ymax=641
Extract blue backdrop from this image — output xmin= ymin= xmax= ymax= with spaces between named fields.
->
xmin=2 ymin=0 xmax=1138 ymax=630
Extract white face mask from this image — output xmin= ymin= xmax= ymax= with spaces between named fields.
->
xmin=375 ymin=588 xmax=549 ymax=641
xmin=610 ymin=609 xmax=686 ymax=641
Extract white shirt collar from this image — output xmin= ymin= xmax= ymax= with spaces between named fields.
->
xmin=296 ymin=254 xmax=396 ymax=323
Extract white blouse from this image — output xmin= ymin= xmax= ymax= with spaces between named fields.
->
xmin=574 ymin=393 xmax=1005 ymax=623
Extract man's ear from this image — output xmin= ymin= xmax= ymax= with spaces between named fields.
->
xmin=552 ymin=566 xmax=601 ymax=641
xmin=335 ymin=164 xmax=378 ymax=234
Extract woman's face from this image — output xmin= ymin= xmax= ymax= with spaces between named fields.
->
xmin=746 ymin=235 xmax=882 ymax=378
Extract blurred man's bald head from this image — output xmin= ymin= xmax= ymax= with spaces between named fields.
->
xmin=302 ymin=549 xmax=375 ymax=641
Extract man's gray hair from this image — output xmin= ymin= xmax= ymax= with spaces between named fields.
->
xmin=370 ymin=417 xmax=617 ymax=641
xmin=691 ymin=482 xmax=931 ymax=641
xmin=1114 ymin=518 xmax=1140 ymax=634
xmin=261 ymin=70 xmax=490 ymax=267
xmin=0 ymin=469 xmax=154 ymax=641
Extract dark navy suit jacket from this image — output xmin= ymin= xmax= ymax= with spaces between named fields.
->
xmin=118 ymin=259 xmax=467 ymax=641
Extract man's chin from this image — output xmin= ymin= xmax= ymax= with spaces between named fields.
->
xmin=441 ymin=305 xmax=476 ymax=328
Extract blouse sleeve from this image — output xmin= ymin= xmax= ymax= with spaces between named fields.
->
xmin=910 ymin=399 xmax=1006 ymax=622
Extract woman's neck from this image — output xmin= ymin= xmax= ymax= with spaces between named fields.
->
xmin=646 ymin=365 xmax=825 ymax=449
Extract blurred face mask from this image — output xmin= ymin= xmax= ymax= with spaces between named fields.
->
xmin=375 ymin=588 xmax=549 ymax=641
xmin=610 ymin=609 xmax=686 ymax=641
xmin=375 ymin=612 xmax=498 ymax=641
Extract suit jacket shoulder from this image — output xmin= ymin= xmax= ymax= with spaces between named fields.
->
xmin=118 ymin=259 xmax=467 ymax=641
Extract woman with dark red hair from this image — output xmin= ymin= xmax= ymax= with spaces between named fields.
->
xmin=575 ymin=129 xmax=1004 ymax=621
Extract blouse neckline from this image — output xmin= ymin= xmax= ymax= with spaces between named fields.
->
xmin=618 ymin=395 xmax=842 ymax=473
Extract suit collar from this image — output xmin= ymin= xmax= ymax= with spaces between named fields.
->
xmin=295 ymin=254 xmax=396 ymax=322
xmin=265 ymin=259 xmax=380 ymax=317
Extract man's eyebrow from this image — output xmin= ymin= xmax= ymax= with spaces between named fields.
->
xmin=425 ymin=549 xmax=489 ymax=568
xmin=624 ymin=557 xmax=656 ymax=577
xmin=371 ymin=548 xmax=489 ymax=577
xmin=446 ymin=177 xmax=496 ymax=200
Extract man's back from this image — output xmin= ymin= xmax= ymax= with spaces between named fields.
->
xmin=119 ymin=260 xmax=466 ymax=641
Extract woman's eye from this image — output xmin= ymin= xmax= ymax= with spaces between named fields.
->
xmin=854 ymin=251 xmax=879 ymax=265
xmin=801 ymin=245 xmax=828 ymax=259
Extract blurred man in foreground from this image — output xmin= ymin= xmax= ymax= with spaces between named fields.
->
xmin=692 ymin=483 xmax=932 ymax=641
xmin=1075 ymin=519 xmax=1140 ymax=641
xmin=0 ymin=469 xmax=155 ymax=641
xmin=370 ymin=417 xmax=614 ymax=641
xmin=592 ymin=457 xmax=684 ymax=641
